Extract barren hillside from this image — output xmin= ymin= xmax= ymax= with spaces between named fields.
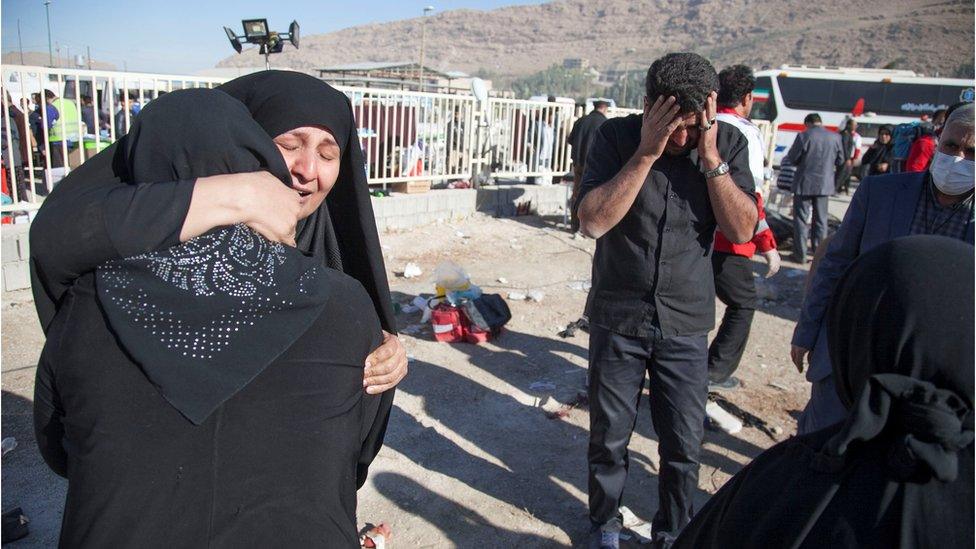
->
xmin=216 ymin=0 xmax=975 ymax=79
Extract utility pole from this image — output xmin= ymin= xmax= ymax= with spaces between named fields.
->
xmin=45 ymin=1 xmax=54 ymax=67
xmin=17 ymin=19 xmax=25 ymax=64
xmin=418 ymin=6 xmax=434 ymax=92
xmin=87 ymin=46 xmax=92 ymax=70
xmin=621 ymin=48 xmax=636 ymax=108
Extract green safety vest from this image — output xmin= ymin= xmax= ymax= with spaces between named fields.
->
xmin=48 ymin=98 xmax=82 ymax=143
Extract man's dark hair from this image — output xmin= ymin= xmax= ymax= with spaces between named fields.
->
xmin=644 ymin=52 xmax=719 ymax=113
xmin=717 ymin=65 xmax=755 ymax=108
xmin=804 ymin=113 xmax=822 ymax=125
xmin=593 ymin=100 xmax=610 ymax=110
xmin=44 ymin=89 xmax=56 ymax=100
xmin=81 ymin=94 xmax=92 ymax=104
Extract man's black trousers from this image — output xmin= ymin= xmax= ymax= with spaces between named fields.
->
xmin=707 ymin=252 xmax=759 ymax=383
xmin=587 ymin=324 xmax=707 ymax=545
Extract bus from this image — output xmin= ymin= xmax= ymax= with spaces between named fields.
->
xmin=749 ymin=65 xmax=975 ymax=165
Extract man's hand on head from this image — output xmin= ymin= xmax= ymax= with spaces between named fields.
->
xmin=697 ymin=91 xmax=721 ymax=169
xmin=636 ymin=95 xmax=683 ymax=160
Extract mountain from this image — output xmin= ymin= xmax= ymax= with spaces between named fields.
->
xmin=216 ymin=0 xmax=975 ymax=80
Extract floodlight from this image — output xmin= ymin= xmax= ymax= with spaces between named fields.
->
xmin=288 ymin=21 xmax=300 ymax=48
xmin=242 ymin=19 xmax=270 ymax=42
xmin=224 ymin=26 xmax=243 ymax=53
xmin=223 ymin=18 xmax=300 ymax=70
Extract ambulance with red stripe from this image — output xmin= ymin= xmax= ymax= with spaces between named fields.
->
xmin=749 ymin=65 xmax=975 ymax=166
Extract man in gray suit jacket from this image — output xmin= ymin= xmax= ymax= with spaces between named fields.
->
xmin=784 ymin=113 xmax=845 ymax=262
xmin=790 ymin=103 xmax=975 ymax=434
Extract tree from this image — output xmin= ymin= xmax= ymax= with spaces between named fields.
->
xmin=509 ymin=64 xmax=602 ymax=102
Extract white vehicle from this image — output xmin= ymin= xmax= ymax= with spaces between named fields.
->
xmin=750 ymin=65 xmax=975 ymax=165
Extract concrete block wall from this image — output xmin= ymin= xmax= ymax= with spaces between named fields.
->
xmin=371 ymin=189 xmax=477 ymax=232
xmin=1 ymin=225 xmax=31 ymax=292
xmin=370 ymin=184 xmax=572 ymax=232
xmin=475 ymin=183 xmax=571 ymax=218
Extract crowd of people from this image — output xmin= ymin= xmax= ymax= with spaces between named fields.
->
xmin=573 ymin=53 xmax=972 ymax=548
xmin=18 ymin=52 xmax=974 ymax=549
xmin=0 ymin=88 xmax=142 ymax=202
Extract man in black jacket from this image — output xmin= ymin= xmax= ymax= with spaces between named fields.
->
xmin=568 ymin=100 xmax=609 ymax=232
xmin=575 ymin=53 xmax=758 ymax=549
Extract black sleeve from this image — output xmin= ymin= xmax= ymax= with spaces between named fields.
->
xmin=356 ymin=329 xmax=391 ymax=489
xmin=33 ymin=347 xmax=67 ymax=478
xmin=573 ymin=122 xmax=623 ymax=213
xmin=29 ymin=145 xmax=194 ymax=332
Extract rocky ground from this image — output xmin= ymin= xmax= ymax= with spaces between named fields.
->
xmin=1 ymin=193 xmax=852 ymax=547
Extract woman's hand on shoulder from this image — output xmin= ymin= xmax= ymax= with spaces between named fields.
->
xmin=364 ymin=331 xmax=408 ymax=395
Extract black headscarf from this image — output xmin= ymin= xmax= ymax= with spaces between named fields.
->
xmin=218 ymin=71 xmax=396 ymax=488
xmin=217 ymin=71 xmax=396 ymax=334
xmin=674 ymin=235 xmax=974 ymax=549
xmin=822 ymin=234 xmax=974 ymax=481
xmin=96 ymin=89 xmax=332 ymax=424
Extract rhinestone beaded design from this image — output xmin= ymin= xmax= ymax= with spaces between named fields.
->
xmin=98 ymin=224 xmax=318 ymax=360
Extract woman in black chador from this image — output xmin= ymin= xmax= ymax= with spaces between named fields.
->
xmin=34 ymin=87 xmax=385 ymax=547
xmin=674 ymin=235 xmax=974 ymax=549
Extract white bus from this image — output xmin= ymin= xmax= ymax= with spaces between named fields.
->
xmin=750 ymin=65 xmax=975 ymax=165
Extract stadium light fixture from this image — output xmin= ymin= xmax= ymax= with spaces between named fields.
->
xmin=223 ymin=19 xmax=300 ymax=70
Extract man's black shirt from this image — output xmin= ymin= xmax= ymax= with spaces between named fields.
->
xmin=575 ymin=114 xmax=757 ymax=338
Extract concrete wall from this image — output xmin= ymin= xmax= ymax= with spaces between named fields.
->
xmin=372 ymin=183 xmax=571 ymax=231
xmin=1 ymin=225 xmax=30 ymax=292
xmin=1 ymin=184 xmax=572 ymax=292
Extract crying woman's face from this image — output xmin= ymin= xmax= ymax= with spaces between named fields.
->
xmin=273 ymin=125 xmax=342 ymax=219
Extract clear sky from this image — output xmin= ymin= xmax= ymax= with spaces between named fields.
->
xmin=1 ymin=0 xmax=548 ymax=74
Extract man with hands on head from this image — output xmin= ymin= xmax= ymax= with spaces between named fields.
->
xmin=575 ymin=53 xmax=758 ymax=549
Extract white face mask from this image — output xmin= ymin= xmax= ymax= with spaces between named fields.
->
xmin=929 ymin=151 xmax=975 ymax=196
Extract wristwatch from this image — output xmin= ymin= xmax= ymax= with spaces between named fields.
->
xmin=702 ymin=162 xmax=730 ymax=179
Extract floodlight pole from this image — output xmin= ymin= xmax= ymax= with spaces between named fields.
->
xmin=44 ymin=1 xmax=54 ymax=68
xmin=419 ymin=6 xmax=433 ymax=92
xmin=264 ymin=49 xmax=271 ymax=71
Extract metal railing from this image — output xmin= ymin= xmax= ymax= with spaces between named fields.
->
xmin=341 ymin=86 xmax=476 ymax=186
xmin=1 ymin=65 xmax=225 ymax=213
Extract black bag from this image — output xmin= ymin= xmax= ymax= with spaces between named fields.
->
xmin=461 ymin=294 xmax=511 ymax=333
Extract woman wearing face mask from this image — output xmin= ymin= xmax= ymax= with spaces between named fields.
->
xmin=859 ymin=124 xmax=894 ymax=177
xmin=34 ymin=88 xmax=387 ymax=547
xmin=29 ymin=72 xmax=406 ymax=402
xmin=789 ymin=102 xmax=974 ymax=436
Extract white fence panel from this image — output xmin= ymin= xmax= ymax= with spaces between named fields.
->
xmin=339 ymin=86 xmax=477 ymax=188
xmin=2 ymin=65 xmax=225 ymax=212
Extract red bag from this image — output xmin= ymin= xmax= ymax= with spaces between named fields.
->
xmin=462 ymin=323 xmax=492 ymax=344
xmin=430 ymin=302 xmax=465 ymax=343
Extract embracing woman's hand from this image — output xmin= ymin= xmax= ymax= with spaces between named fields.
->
xmin=364 ymin=331 xmax=408 ymax=395
xmin=181 ymin=171 xmax=302 ymax=246
xmin=237 ymin=172 xmax=303 ymax=246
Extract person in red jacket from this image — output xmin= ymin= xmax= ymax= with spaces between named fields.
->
xmin=710 ymin=66 xmax=781 ymax=392
xmin=905 ymin=123 xmax=937 ymax=172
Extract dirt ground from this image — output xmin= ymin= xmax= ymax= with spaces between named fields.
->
xmin=1 ymin=194 xmax=852 ymax=548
